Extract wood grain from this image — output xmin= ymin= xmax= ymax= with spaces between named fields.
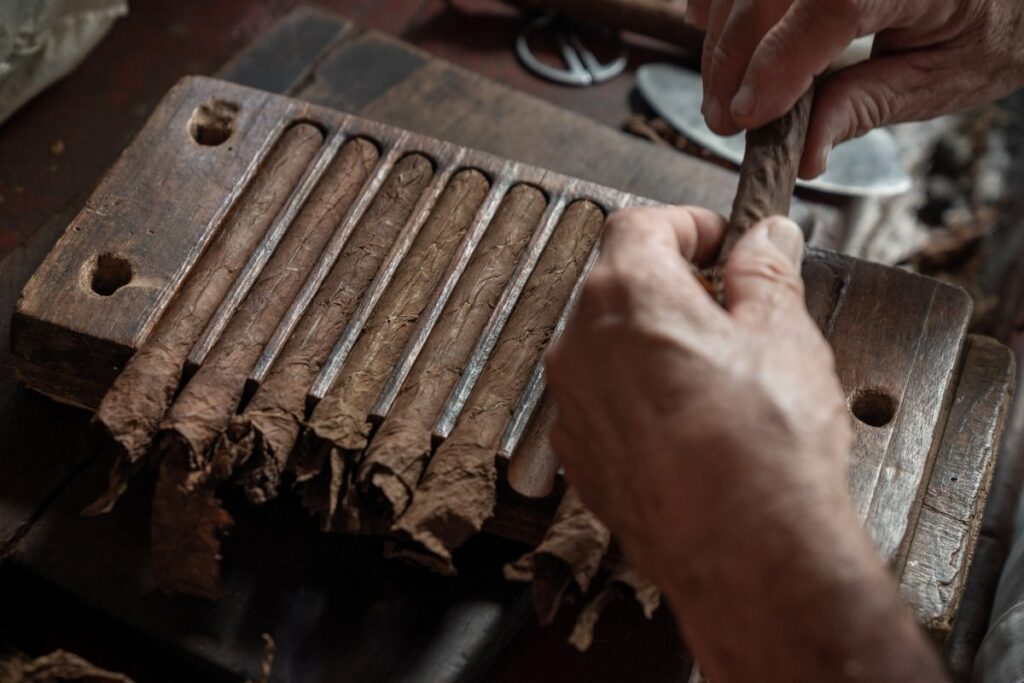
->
xmin=12 ymin=80 xmax=297 ymax=406
xmin=900 ymin=335 xmax=1015 ymax=636
xmin=821 ymin=258 xmax=972 ymax=565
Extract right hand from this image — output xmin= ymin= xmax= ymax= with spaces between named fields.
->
xmin=687 ymin=0 xmax=1024 ymax=178
xmin=545 ymin=208 xmax=852 ymax=580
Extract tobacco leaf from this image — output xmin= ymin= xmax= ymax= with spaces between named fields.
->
xmin=504 ymin=487 xmax=610 ymax=624
xmin=568 ymin=561 xmax=662 ymax=652
xmin=392 ymin=200 xmax=605 ymax=572
xmin=0 ymin=649 xmax=135 ymax=683
xmin=84 ymin=123 xmax=323 ymax=515
xmin=147 ymin=144 xmax=409 ymax=598
xmin=391 ymin=434 xmax=498 ymax=574
xmin=173 ymin=138 xmax=380 ymax=475
xmin=167 ymin=149 xmax=431 ymax=480
xmin=214 ymin=138 xmax=380 ymax=503
xmin=306 ymin=170 xmax=489 ymax=458
xmin=287 ymin=152 xmax=435 ymax=488
xmin=357 ymin=185 xmax=547 ymax=522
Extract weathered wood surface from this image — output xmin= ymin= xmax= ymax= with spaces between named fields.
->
xmin=11 ymin=81 xmax=319 ymax=409
xmin=0 ymin=8 xmax=1014 ymax=682
xmin=292 ymin=29 xmax=840 ymax=243
xmin=899 ymin=335 xmax=1015 ymax=635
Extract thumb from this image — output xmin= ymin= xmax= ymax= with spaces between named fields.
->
xmin=724 ymin=216 xmax=805 ymax=320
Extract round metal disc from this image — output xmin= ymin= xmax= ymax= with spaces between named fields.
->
xmin=636 ymin=63 xmax=913 ymax=198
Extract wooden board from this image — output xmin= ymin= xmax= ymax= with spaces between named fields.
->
xmin=900 ymin=335 xmax=1015 ymax=636
xmin=11 ymin=71 xmax=989 ymax=613
xmin=0 ymin=9 xmax=1014 ymax=681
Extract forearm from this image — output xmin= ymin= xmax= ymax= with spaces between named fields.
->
xmin=660 ymin=485 xmax=948 ymax=682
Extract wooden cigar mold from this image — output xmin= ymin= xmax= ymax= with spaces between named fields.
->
xmin=10 ymin=77 xmax=1010 ymax=637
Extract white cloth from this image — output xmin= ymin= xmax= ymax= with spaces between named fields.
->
xmin=0 ymin=0 xmax=128 ymax=125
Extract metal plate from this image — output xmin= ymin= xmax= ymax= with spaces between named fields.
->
xmin=637 ymin=63 xmax=913 ymax=198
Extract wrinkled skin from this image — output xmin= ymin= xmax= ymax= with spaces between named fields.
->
xmin=688 ymin=0 xmax=1024 ymax=177
xmin=547 ymin=207 xmax=848 ymax=571
xmin=546 ymin=207 xmax=946 ymax=682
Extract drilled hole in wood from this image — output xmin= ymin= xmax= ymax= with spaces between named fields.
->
xmin=850 ymin=389 xmax=897 ymax=428
xmin=188 ymin=99 xmax=239 ymax=146
xmin=91 ymin=253 xmax=133 ymax=296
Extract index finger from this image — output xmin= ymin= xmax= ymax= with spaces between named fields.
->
xmin=601 ymin=205 xmax=727 ymax=266
xmin=729 ymin=0 xmax=865 ymax=128
xmin=590 ymin=206 xmax=729 ymax=323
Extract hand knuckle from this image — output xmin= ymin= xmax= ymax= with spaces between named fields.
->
xmin=732 ymin=251 xmax=804 ymax=296
xmin=604 ymin=207 xmax=645 ymax=234
xmin=604 ymin=207 xmax=669 ymax=241
xmin=709 ymin=41 xmax=743 ymax=81
xmin=827 ymin=73 xmax=895 ymax=138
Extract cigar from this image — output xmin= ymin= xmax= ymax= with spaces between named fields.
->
xmin=715 ymin=87 xmax=814 ymax=281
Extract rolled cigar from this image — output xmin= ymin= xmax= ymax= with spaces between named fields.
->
xmin=157 ymin=142 xmax=382 ymax=475
xmin=301 ymin=169 xmax=490 ymax=531
xmin=151 ymin=152 xmax=433 ymax=599
xmin=392 ymin=200 xmax=605 ymax=574
xmin=209 ymin=138 xmax=380 ymax=501
xmin=716 ymin=87 xmax=814 ymax=269
xmin=355 ymin=185 xmax=547 ymax=522
xmin=84 ymin=123 xmax=324 ymax=515
xmin=305 ymin=170 xmax=490 ymax=458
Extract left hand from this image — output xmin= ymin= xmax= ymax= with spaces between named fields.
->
xmin=686 ymin=0 xmax=1024 ymax=178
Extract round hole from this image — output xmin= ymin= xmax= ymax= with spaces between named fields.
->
xmin=91 ymin=253 xmax=133 ymax=296
xmin=850 ymin=389 xmax=897 ymax=428
xmin=188 ymin=99 xmax=239 ymax=146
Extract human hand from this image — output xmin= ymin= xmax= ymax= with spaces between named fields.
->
xmin=545 ymin=206 xmax=851 ymax=589
xmin=687 ymin=0 xmax=1024 ymax=178
xmin=546 ymin=206 xmax=946 ymax=682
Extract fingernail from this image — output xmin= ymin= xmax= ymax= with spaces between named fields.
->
xmin=704 ymin=96 xmax=722 ymax=132
xmin=761 ymin=216 xmax=804 ymax=266
xmin=730 ymin=84 xmax=756 ymax=119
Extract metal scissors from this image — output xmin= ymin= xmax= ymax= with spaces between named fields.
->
xmin=515 ymin=12 xmax=628 ymax=86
